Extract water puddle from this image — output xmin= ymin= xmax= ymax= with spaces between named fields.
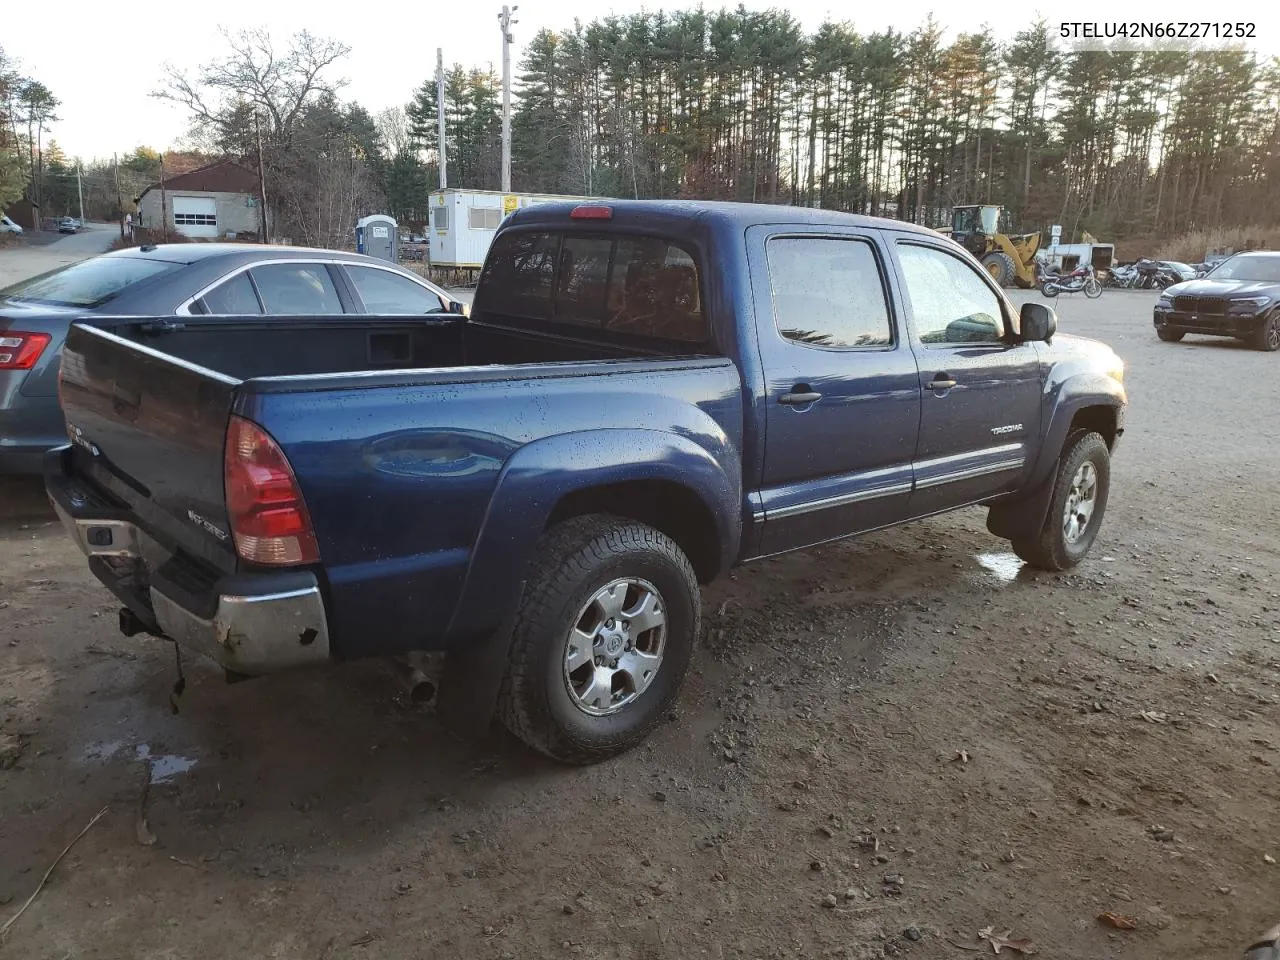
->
xmin=976 ymin=552 xmax=1024 ymax=583
xmin=79 ymin=740 xmax=197 ymax=782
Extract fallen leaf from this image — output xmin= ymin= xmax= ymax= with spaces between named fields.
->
xmin=1265 ymin=854 xmax=1276 ymax=865
xmin=978 ymin=926 xmax=1038 ymax=955
xmin=1139 ymin=711 xmax=1168 ymax=724
xmin=1098 ymin=912 xmax=1138 ymax=930
xmin=952 ymin=749 xmax=970 ymax=764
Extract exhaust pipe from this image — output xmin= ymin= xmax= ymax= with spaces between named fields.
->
xmin=397 ymin=652 xmax=440 ymax=705
xmin=406 ymin=667 xmax=437 ymax=704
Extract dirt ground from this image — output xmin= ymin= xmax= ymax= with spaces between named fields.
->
xmin=2 ymin=288 xmax=1279 ymax=960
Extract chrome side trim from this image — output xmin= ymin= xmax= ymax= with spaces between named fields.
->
xmin=150 ymin=586 xmax=331 ymax=675
xmin=915 ymin=442 xmax=1023 ymax=471
xmin=768 ymin=480 xmax=913 ymax=520
xmin=914 ymin=458 xmax=1025 ymax=490
xmin=175 ymin=256 xmax=451 ymax=316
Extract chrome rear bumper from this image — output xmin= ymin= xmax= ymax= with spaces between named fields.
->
xmin=50 ymin=493 xmax=331 ymax=675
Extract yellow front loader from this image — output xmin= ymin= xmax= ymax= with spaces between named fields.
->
xmin=947 ymin=205 xmax=1041 ymax=288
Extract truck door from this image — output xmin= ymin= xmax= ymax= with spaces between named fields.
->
xmin=888 ymin=237 xmax=1043 ymax=517
xmin=747 ymin=226 xmax=922 ymax=556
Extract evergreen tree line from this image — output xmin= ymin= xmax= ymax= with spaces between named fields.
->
xmin=401 ymin=12 xmax=1280 ymax=243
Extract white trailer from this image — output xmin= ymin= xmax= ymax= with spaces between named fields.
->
xmin=1038 ymin=241 xmax=1116 ymax=275
xmin=426 ymin=188 xmax=600 ymax=277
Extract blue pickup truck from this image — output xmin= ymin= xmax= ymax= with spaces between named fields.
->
xmin=46 ymin=200 xmax=1126 ymax=764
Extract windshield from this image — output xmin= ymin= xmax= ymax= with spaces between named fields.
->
xmin=978 ymin=207 xmax=1000 ymax=233
xmin=1206 ymin=255 xmax=1280 ymax=283
xmin=0 ymin=256 xmax=181 ymax=307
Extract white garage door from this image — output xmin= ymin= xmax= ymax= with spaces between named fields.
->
xmin=172 ymin=196 xmax=218 ymax=238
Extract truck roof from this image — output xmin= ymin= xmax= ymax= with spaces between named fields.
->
xmin=503 ymin=198 xmax=945 ymax=238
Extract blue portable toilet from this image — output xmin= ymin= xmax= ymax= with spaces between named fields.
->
xmin=356 ymin=214 xmax=398 ymax=262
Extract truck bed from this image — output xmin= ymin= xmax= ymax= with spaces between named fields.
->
xmin=89 ymin=313 xmax=676 ymax=381
xmin=53 ymin=313 xmax=740 ymax=662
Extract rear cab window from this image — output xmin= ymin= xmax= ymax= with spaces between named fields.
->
xmin=0 ymin=256 xmax=181 ymax=307
xmin=473 ymin=229 xmax=712 ymax=351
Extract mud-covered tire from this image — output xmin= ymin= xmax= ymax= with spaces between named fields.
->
xmin=496 ymin=515 xmax=700 ymax=765
xmin=1157 ymin=327 xmax=1185 ymax=342
xmin=982 ymin=252 xmax=1016 ymax=286
xmin=1250 ymin=312 xmax=1280 ymax=352
xmin=1011 ymin=431 xmax=1111 ymax=572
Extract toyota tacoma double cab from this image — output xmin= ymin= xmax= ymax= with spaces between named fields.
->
xmin=46 ymin=200 xmax=1127 ymax=764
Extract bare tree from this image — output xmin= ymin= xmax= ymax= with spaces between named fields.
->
xmin=374 ymin=106 xmax=413 ymax=158
xmin=154 ymin=28 xmax=351 ymax=151
xmin=152 ymin=28 xmax=383 ymax=248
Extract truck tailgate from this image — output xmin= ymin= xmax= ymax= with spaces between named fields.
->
xmin=57 ymin=322 xmax=240 ymax=573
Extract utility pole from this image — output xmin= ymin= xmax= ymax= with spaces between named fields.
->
xmin=498 ymin=5 xmax=517 ymax=193
xmin=76 ymin=162 xmax=84 ymax=223
xmin=436 ymin=47 xmax=447 ymax=190
xmin=159 ymin=153 xmax=167 ymax=242
xmin=255 ymin=112 xmax=269 ymax=244
xmin=113 ymin=152 xmax=123 ymax=236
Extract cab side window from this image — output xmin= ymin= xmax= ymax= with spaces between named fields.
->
xmin=766 ymin=237 xmax=892 ymax=348
xmin=896 ymin=243 xmax=1005 ymax=345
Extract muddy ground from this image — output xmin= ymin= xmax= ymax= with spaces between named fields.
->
xmin=2 ymin=289 xmax=1278 ymax=960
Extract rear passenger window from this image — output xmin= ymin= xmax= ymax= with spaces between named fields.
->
xmin=250 ymin=263 xmax=344 ymax=315
xmin=198 ymin=272 xmax=261 ymax=315
xmin=475 ymin=231 xmax=709 ymax=346
xmin=767 ymin=237 xmax=892 ymax=348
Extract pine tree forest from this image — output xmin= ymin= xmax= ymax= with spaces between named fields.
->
xmin=404 ymin=11 xmax=1280 ymax=245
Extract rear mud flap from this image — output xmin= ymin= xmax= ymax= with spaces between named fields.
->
xmin=435 ymin=581 xmax=527 ymax=739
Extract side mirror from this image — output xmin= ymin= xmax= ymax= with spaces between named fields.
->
xmin=446 ymin=300 xmax=468 ymax=316
xmin=1020 ymin=301 xmax=1057 ymax=342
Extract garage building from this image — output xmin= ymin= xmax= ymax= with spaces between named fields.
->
xmin=135 ymin=159 xmax=267 ymax=241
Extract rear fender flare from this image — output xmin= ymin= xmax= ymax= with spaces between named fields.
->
xmin=444 ymin=429 xmax=741 ymax=644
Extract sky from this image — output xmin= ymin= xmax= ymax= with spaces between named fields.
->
xmin=9 ymin=0 xmax=1280 ymax=162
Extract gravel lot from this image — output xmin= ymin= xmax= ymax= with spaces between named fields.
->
xmin=2 ymin=288 xmax=1278 ymax=960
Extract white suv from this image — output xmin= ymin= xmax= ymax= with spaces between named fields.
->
xmin=0 ymin=214 xmax=24 ymax=234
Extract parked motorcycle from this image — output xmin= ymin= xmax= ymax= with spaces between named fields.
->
xmin=1107 ymin=263 xmax=1140 ymax=288
xmin=1041 ymin=263 xmax=1102 ymax=298
xmin=1132 ymin=258 xmax=1182 ymax=289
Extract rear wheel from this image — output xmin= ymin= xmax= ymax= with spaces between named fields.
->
xmin=1157 ymin=326 xmax=1185 ymax=343
xmin=1250 ymin=312 xmax=1280 ymax=352
xmin=981 ymin=252 xmax=1016 ymax=287
xmin=1041 ymin=281 xmax=1059 ymax=298
xmin=497 ymin=515 xmax=700 ymax=765
xmin=1011 ymin=431 xmax=1111 ymax=572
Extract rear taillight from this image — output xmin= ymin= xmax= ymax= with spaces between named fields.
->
xmin=0 ymin=332 xmax=51 ymax=370
xmin=224 ymin=416 xmax=319 ymax=566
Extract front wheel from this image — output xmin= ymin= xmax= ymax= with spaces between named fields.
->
xmin=1084 ymin=277 xmax=1102 ymax=298
xmin=1011 ymin=431 xmax=1111 ymax=572
xmin=1250 ymin=312 xmax=1280 ymax=352
xmin=497 ymin=515 xmax=700 ymax=765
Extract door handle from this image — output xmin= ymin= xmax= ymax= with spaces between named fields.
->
xmin=779 ymin=387 xmax=822 ymax=405
xmin=927 ymin=374 xmax=957 ymax=391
